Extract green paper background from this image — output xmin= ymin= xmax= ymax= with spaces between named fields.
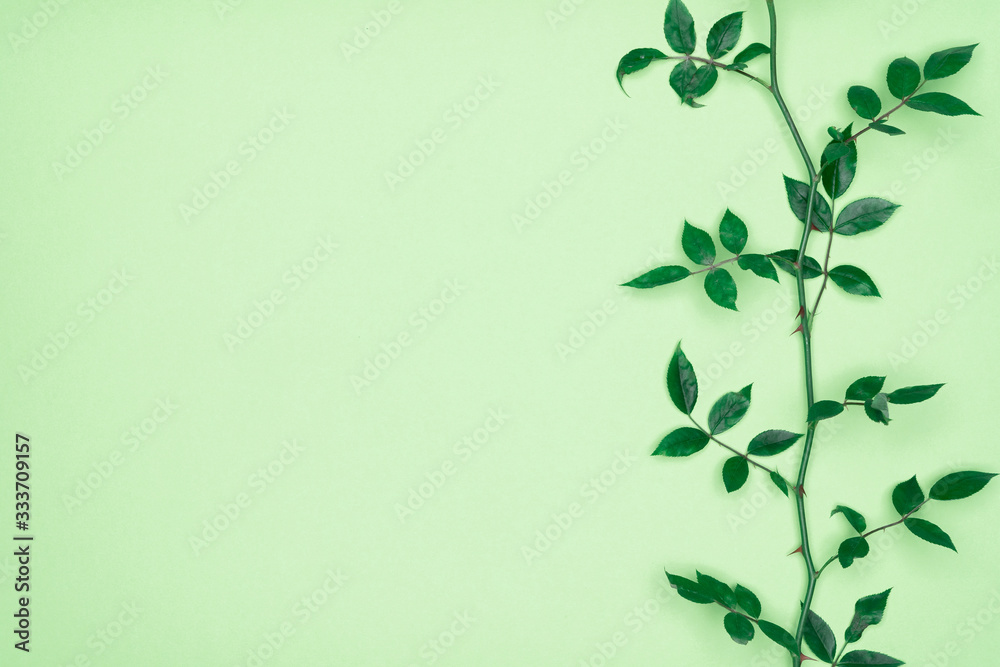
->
xmin=2 ymin=0 xmax=1000 ymax=664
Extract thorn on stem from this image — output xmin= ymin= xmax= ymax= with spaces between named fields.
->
xmin=788 ymin=546 xmax=803 ymax=556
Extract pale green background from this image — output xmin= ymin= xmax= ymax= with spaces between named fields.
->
xmin=2 ymin=0 xmax=1000 ymax=665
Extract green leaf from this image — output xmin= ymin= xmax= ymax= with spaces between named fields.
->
xmin=666 ymin=343 xmax=698 ymax=414
xmin=887 ymin=383 xmax=943 ymax=404
xmin=684 ymin=65 xmax=719 ymax=106
xmin=758 ymin=620 xmax=797 ymax=657
xmin=864 ymin=393 xmax=891 ymax=425
xmin=682 ymin=221 xmax=715 ymax=265
xmin=665 ymin=570 xmax=715 ymax=603
xmin=846 ymin=376 xmax=886 ymax=401
xmin=904 ymin=517 xmax=956 ymax=551
xmin=868 ymin=120 xmax=905 ymax=136
xmin=845 ymin=589 xmax=891 ymax=644
xmin=838 ymin=536 xmax=870 ymax=568
xmin=622 ymin=265 xmax=691 ymax=289
xmin=906 ymin=92 xmax=980 ymax=116
xmin=723 ymin=612 xmax=755 ymax=645
xmin=848 ymin=86 xmax=882 ymax=120
xmin=832 ymin=505 xmax=867 ymax=533
xmin=653 ymin=427 xmax=709 ymax=457
xmin=663 ymin=0 xmax=696 ymax=55
xmin=719 ymin=209 xmax=748 ymax=254
xmin=808 ymin=400 xmax=845 ymax=422
xmin=697 ymin=571 xmax=736 ymax=607
xmin=835 ymin=198 xmax=900 ymax=236
xmin=737 ymin=254 xmax=779 ymax=282
xmin=929 ymin=471 xmax=998 ymax=501
xmin=924 ymin=44 xmax=977 ymax=80
xmin=735 ymin=584 xmax=761 ymax=618
xmin=705 ymin=269 xmax=738 ymax=311
xmin=669 ymin=60 xmax=698 ymax=101
xmin=769 ymin=250 xmax=823 ymax=279
xmin=892 ymin=475 xmax=924 ymax=515
xmin=784 ymin=175 xmax=832 ymax=231
xmin=887 ymin=56 xmax=921 ymax=99
xmin=829 ymin=265 xmax=881 ymax=297
xmin=708 ymin=391 xmax=750 ymax=435
xmin=838 ymin=650 xmax=904 ymax=666
xmin=803 ymin=610 xmax=837 ymax=663
xmin=747 ymin=430 xmax=803 ymax=457
xmin=616 ymin=48 xmax=669 ymax=94
xmin=723 ymin=456 xmax=750 ymax=493
xmin=730 ymin=42 xmax=769 ymax=67
xmin=821 ymin=140 xmax=858 ymax=199
xmin=739 ymin=383 xmax=752 ymax=401
xmin=770 ymin=471 xmax=789 ymax=497
xmin=707 ymin=12 xmax=743 ymax=59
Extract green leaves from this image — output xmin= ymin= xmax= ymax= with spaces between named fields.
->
xmin=706 ymin=12 xmax=743 ymax=59
xmin=665 ymin=570 xmax=714 ymax=603
xmin=865 ymin=393 xmax=891 ymax=425
xmin=838 ymin=536 xmax=870 ymax=568
xmin=737 ymin=254 xmax=779 ymax=282
xmin=887 ymin=56 xmax=921 ymax=99
xmin=708 ymin=390 xmax=750 ymax=434
xmin=930 ymin=471 xmax=998 ymax=500
xmin=670 ymin=61 xmax=718 ymax=107
xmin=682 ymin=221 xmax=716 ymax=265
xmin=723 ymin=456 xmax=749 ymax=492
xmin=848 ymin=86 xmax=882 ymax=120
xmin=663 ymin=0 xmax=696 ymax=55
xmin=735 ymin=584 xmax=761 ymax=618
xmin=622 ymin=265 xmax=690 ymax=288
xmin=904 ymin=517 xmax=956 ymax=551
xmin=653 ymin=427 xmax=709 ymax=457
xmin=723 ymin=612 xmax=754 ymax=644
xmin=886 ymin=383 xmax=943 ymax=404
xmin=616 ymin=48 xmax=668 ymax=94
xmin=747 ymin=430 xmax=802 ymax=457
xmin=719 ymin=210 xmax=747 ymax=254
xmin=829 ymin=265 xmax=881 ymax=297
xmin=892 ymin=475 xmax=924 ymax=515
xmin=728 ymin=43 xmax=769 ymax=70
xmin=784 ymin=176 xmax=832 ymax=231
xmin=758 ymin=620 xmax=797 ymax=657
xmin=769 ymin=250 xmax=823 ymax=279
xmin=845 ymin=589 xmax=890 ymax=644
xmin=845 ymin=376 xmax=886 ymax=401
xmin=868 ymin=120 xmax=904 ymax=136
xmin=906 ymin=92 xmax=980 ymax=116
xmin=832 ymin=505 xmax=867 ymax=533
xmin=770 ymin=471 xmax=789 ymax=497
xmin=803 ymin=610 xmax=836 ymax=663
xmin=667 ymin=343 xmax=698 ymax=414
xmin=697 ymin=571 xmax=736 ymax=606
xmin=924 ymin=44 xmax=978 ymax=80
xmin=704 ymin=269 xmax=738 ymax=310
xmin=821 ymin=139 xmax=858 ymax=199
xmin=838 ymin=650 xmax=904 ymax=666
xmin=835 ymin=198 xmax=900 ymax=236
xmin=808 ymin=400 xmax=845 ymax=422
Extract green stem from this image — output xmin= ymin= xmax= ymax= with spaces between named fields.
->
xmin=765 ymin=2 xmax=820 ymax=665
xmin=662 ymin=53 xmax=771 ymax=89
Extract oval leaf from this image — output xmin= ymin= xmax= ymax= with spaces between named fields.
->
xmin=696 ymin=571 xmax=736 ymax=607
xmin=886 ymin=383 xmax=943 ymax=404
xmin=770 ymin=471 xmax=789 ymax=497
xmin=682 ymin=221 xmax=716 ymax=265
xmin=868 ymin=121 xmax=905 ymax=136
xmin=838 ymin=536 xmax=870 ymax=568
xmin=666 ymin=343 xmax=698 ymax=414
xmin=906 ymin=92 xmax=980 ymax=116
xmin=929 ymin=471 xmax=998 ymax=501
xmin=892 ymin=475 xmax=924 ymax=516
xmin=705 ymin=268 xmax=738 ymax=311
xmin=848 ymin=85 xmax=882 ymax=120
xmin=835 ymin=198 xmax=900 ymax=236
xmin=803 ymin=609 xmax=837 ymax=663
xmin=747 ymin=430 xmax=803 ymax=457
xmin=723 ymin=612 xmax=755 ymax=645
xmin=758 ymin=620 xmax=797 ymax=657
xmin=622 ymin=265 xmax=691 ymax=288
xmin=829 ymin=265 xmax=881 ymax=297
xmin=845 ymin=589 xmax=891 ymax=644
xmin=616 ymin=48 xmax=669 ymax=93
xmin=663 ymin=0 xmax=696 ymax=55
xmin=839 ymin=650 xmax=904 ymax=666
xmin=731 ymin=42 xmax=769 ymax=67
xmin=904 ymin=517 xmax=956 ymax=551
xmin=887 ymin=56 xmax=921 ymax=99
xmin=822 ymin=140 xmax=858 ymax=199
xmin=737 ymin=254 xmax=779 ymax=282
xmin=723 ymin=456 xmax=750 ymax=493
xmin=707 ymin=12 xmax=743 ymax=59
xmin=784 ymin=175 xmax=832 ymax=231
xmin=665 ymin=570 xmax=715 ymax=603
xmin=832 ymin=505 xmax=867 ymax=533
xmin=719 ymin=209 xmax=748 ymax=254
xmin=924 ymin=44 xmax=977 ymax=80
xmin=846 ymin=376 xmax=886 ymax=401
xmin=808 ymin=400 xmax=844 ymax=422
xmin=708 ymin=391 xmax=750 ymax=435
xmin=769 ymin=249 xmax=823 ymax=279
xmin=653 ymin=427 xmax=709 ymax=457
xmin=864 ymin=393 xmax=891 ymax=425
xmin=735 ymin=584 xmax=761 ymax=618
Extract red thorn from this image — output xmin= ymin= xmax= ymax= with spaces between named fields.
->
xmin=797 ymin=306 xmax=806 ymax=319
xmin=788 ymin=546 xmax=803 ymax=556
xmin=790 ymin=324 xmax=804 ymax=336
xmin=797 ymin=484 xmax=807 ymax=498
xmin=801 ymin=653 xmax=817 ymax=662
xmin=810 ymin=224 xmax=822 ymax=231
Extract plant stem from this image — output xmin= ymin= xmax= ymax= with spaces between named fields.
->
xmin=661 ymin=53 xmax=771 ymax=89
xmin=686 ymin=415 xmax=787 ymax=480
xmin=688 ymin=255 xmax=741 ymax=276
xmin=810 ymin=203 xmax=837 ymax=324
xmin=765 ymin=2 xmax=820 ymax=664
